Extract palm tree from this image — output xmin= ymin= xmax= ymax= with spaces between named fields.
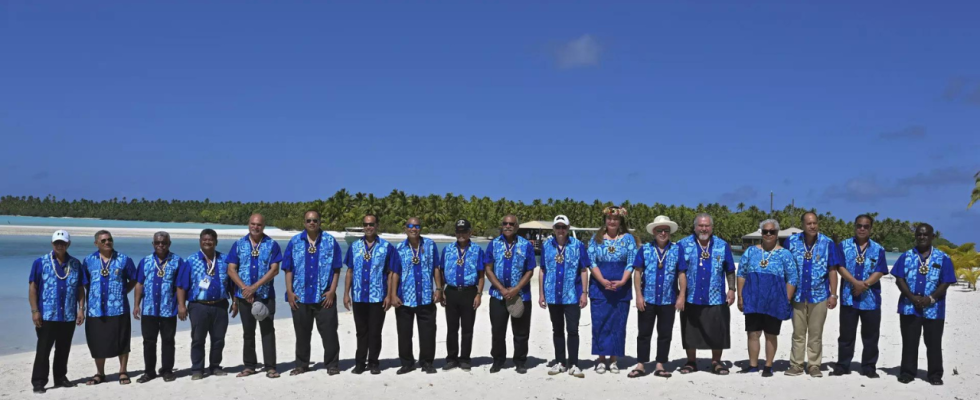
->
xmin=736 ymin=202 xmax=745 ymax=213
xmin=969 ymin=171 xmax=980 ymax=208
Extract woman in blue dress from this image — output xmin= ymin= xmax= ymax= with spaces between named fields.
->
xmin=587 ymin=206 xmax=639 ymax=374
xmin=736 ymin=219 xmax=798 ymax=377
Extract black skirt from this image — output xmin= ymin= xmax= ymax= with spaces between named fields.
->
xmin=85 ymin=315 xmax=132 ymax=358
xmin=680 ymin=304 xmax=731 ymax=350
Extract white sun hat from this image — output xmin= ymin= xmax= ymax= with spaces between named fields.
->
xmin=645 ymin=215 xmax=678 ymax=235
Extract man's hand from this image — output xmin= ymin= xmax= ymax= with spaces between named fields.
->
xmin=132 ymin=307 xmax=141 ymax=321
xmin=675 ymin=295 xmax=686 ymax=312
xmin=229 ymin=300 xmax=239 ymax=318
xmin=32 ymin=311 xmax=42 ymax=328
xmin=636 ymin=295 xmax=646 ymax=312
xmin=344 ymin=293 xmax=352 ymax=310
xmin=383 ymin=295 xmax=393 ymax=311
xmin=177 ymin=304 xmax=188 ymax=321
xmin=726 ymin=290 xmax=736 ymax=306
xmin=390 ymin=295 xmax=403 ymax=309
xmin=828 ymin=296 xmax=838 ymax=310
xmin=241 ymin=285 xmax=255 ymax=300
xmin=75 ymin=312 xmax=84 ymax=326
xmin=433 ymin=291 xmax=443 ymax=306
xmin=321 ymin=291 xmax=336 ymax=309
xmin=737 ymin=296 xmax=744 ymax=312
xmin=579 ymin=294 xmax=588 ymax=309
xmin=473 ymin=295 xmax=482 ymax=310
xmin=287 ymin=291 xmax=299 ymax=311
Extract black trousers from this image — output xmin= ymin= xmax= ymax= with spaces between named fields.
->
xmin=835 ymin=306 xmax=881 ymax=373
xmin=489 ymin=297 xmax=532 ymax=365
xmin=637 ymin=304 xmax=675 ymax=364
xmin=141 ymin=315 xmax=177 ymax=375
xmin=352 ymin=302 xmax=386 ymax=367
xmin=188 ymin=301 xmax=229 ymax=373
xmin=31 ymin=321 xmax=75 ymax=389
xmin=239 ymin=298 xmax=277 ymax=370
xmin=899 ymin=314 xmax=945 ymax=380
xmin=547 ymin=304 xmax=580 ymax=368
xmin=291 ymin=302 xmax=340 ymax=369
xmin=396 ymin=303 xmax=437 ymax=367
xmin=444 ymin=286 xmax=478 ymax=363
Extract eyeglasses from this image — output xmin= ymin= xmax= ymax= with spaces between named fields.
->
xmin=654 ymin=228 xmax=671 ymax=234
xmin=501 ymin=222 xmax=516 ymax=227
xmin=100 ymin=238 xmax=114 ymax=244
xmin=761 ymin=229 xmax=778 ymax=236
xmin=153 ymin=241 xmax=170 ymax=245
xmin=363 ymin=222 xmax=377 ymax=227
xmin=405 ymin=223 xmax=421 ymax=229
xmin=553 ymin=225 xmax=569 ymax=230
xmin=855 ymin=223 xmax=871 ymax=230
xmin=306 ymin=219 xmax=320 ymax=224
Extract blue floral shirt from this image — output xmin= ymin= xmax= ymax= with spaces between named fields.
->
xmin=282 ymin=231 xmax=343 ymax=304
xmin=587 ymin=234 xmax=638 ymax=302
xmin=891 ymin=247 xmax=956 ymax=320
xmin=177 ymin=251 xmax=232 ymax=302
xmin=838 ymin=238 xmax=889 ymax=310
xmin=81 ymin=251 xmax=137 ymax=317
xmin=540 ymin=236 xmax=590 ymax=305
xmin=394 ymin=238 xmax=440 ymax=307
xmin=225 ymin=235 xmax=283 ymax=300
xmin=784 ymin=233 xmax=841 ymax=304
xmin=345 ymin=237 xmax=400 ymax=303
xmin=737 ymin=246 xmax=798 ymax=320
xmin=632 ymin=242 xmax=686 ymax=306
xmin=439 ymin=241 xmax=484 ymax=288
xmin=29 ymin=252 xmax=83 ymax=322
xmin=678 ymin=235 xmax=735 ymax=306
xmin=136 ymin=252 xmax=182 ymax=318
xmin=483 ymin=236 xmax=536 ymax=301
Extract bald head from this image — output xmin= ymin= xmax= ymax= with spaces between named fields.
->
xmin=248 ymin=213 xmax=266 ymax=239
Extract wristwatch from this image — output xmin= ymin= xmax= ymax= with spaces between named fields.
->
xmin=829 ymin=294 xmax=839 ymax=299
xmin=929 ymin=296 xmax=937 ymax=305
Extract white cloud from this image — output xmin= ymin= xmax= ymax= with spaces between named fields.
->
xmin=554 ymin=34 xmax=601 ymax=69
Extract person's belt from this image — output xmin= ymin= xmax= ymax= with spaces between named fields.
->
xmin=445 ymin=285 xmax=477 ymax=291
xmin=193 ymin=299 xmax=228 ymax=305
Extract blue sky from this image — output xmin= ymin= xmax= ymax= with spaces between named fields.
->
xmin=2 ymin=1 xmax=978 ymax=244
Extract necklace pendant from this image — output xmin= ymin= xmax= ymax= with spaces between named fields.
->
xmin=412 ymin=256 xmax=421 ymax=265
xmin=760 ymin=259 xmax=769 ymax=268
xmin=804 ymin=251 xmax=813 ymax=260
xmin=308 ymin=244 xmax=316 ymax=254
xmin=456 ymin=258 xmax=464 ymax=266
xmin=855 ymin=255 xmax=865 ymax=264
xmin=608 ymin=246 xmax=616 ymax=254
xmin=363 ymin=252 xmax=372 ymax=262
xmin=251 ymin=249 xmax=260 ymax=257
xmin=504 ymin=251 xmax=513 ymax=259
xmin=555 ymin=254 xmax=565 ymax=264
xmin=101 ymin=269 xmax=109 ymax=277
xmin=157 ymin=269 xmax=166 ymax=278
xmin=700 ymin=251 xmax=710 ymax=260
xmin=918 ymin=265 xmax=929 ymax=275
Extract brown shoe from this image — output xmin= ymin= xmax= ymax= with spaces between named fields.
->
xmin=784 ymin=365 xmax=804 ymax=376
xmin=808 ymin=366 xmax=823 ymax=377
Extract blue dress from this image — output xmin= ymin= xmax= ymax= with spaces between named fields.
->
xmin=737 ymin=246 xmax=798 ymax=321
xmin=587 ymin=234 xmax=638 ymax=357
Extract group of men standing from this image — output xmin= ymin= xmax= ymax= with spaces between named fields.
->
xmin=28 ymin=210 xmax=956 ymax=393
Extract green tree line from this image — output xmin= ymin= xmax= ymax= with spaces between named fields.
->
xmin=0 ymin=190 xmax=954 ymax=251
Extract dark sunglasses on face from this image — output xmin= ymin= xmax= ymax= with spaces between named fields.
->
xmin=406 ymin=223 xmax=421 ymax=229
xmin=306 ymin=219 xmax=320 ymax=223
xmin=654 ymin=228 xmax=670 ymax=234
xmin=363 ymin=222 xmax=377 ymax=227
xmin=855 ymin=224 xmax=871 ymax=230
xmin=100 ymin=238 xmax=113 ymax=244
xmin=153 ymin=241 xmax=169 ymax=246
xmin=762 ymin=229 xmax=778 ymax=236
xmin=501 ymin=222 xmax=516 ymax=227
xmin=553 ymin=225 xmax=569 ymax=230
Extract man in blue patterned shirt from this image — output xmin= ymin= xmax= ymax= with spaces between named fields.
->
xmin=438 ymin=219 xmax=485 ymax=372
xmin=227 ymin=213 xmax=283 ymax=378
xmin=343 ymin=214 xmax=399 ymax=375
xmin=484 ymin=214 xmax=536 ymax=374
xmin=283 ymin=211 xmax=343 ymax=376
xmin=176 ymin=229 xmax=238 ymax=380
xmin=28 ymin=230 xmax=85 ymax=394
xmin=537 ymin=215 xmax=589 ymax=378
xmin=831 ymin=215 xmax=888 ymax=378
xmin=783 ymin=212 xmax=841 ymax=377
xmin=81 ymin=230 xmax=137 ymax=386
xmin=390 ymin=217 xmax=441 ymax=374
xmin=892 ymin=223 xmax=956 ymax=386
xmin=133 ymin=232 xmax=182 ymax=383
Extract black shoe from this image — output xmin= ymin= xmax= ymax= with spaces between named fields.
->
xmin=327 ymin=368 xmax=340 ymax=376
xmin=443 ymin=360 xmax=459 ymax=371
xmin=929 ymin=378 xmax=944 ymax=386
xmin=422 ymin=364 xmax=437 ymax=374
xmin=136 ymin=374 xmax=156 ymax=384
xmin=54 ymin=380 xmax=76 ymax=388
xmin=370 ymin=365 xmax=381 ymax=375
xmin=396 ymin=365 xmax=416 ymax=375
xmin=163 ymin=372 xmax=176 ymax=382
xmin=352 ymin=365 xmax=366 ymax=375
xmin=830 ymin=369 xmax=850 ymax=376
xmin=210 ymin=367 xmax=227 ymax=377
xmin=515 ymin=364 xmax=527 ymax=374
xmin=460 ymin=361 xmax=472 ymax=371
xmin=191 ymin=372 xmax=204 ymax=381
xmin=33 ymin=387 xmax=46 ymax=394
xmin=489 ymin=363 xmax=502 ymax=373
xmin=864 ymin=371 xmax=880 ymax=379
xmin=898 ymin=375 xmax=914 ymax=384
xmin=762 ymin=367 xmax=773 ymax=377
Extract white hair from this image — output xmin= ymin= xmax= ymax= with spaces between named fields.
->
xmin=693 ymin=213 xmax=713 ymax=226
xmin=759 ymin=219 xmax=780 ymax=231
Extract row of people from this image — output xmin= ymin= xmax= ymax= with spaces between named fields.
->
xmin=27 ymin=208 xmax=955 ymax=394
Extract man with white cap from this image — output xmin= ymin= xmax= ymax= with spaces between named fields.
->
xmin=630 ymin=216 xmax=686 ymax=379
xmin=29 ymin=230 xmax=85 ymax=394
xmin=537 ymin=215 xmax=589 ymax=378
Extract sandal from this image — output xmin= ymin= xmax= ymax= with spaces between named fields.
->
xmin=289 ymin=367 xmax=309 ymax=376
xmin=265 ymin=369 xmax=280 ymax=379
xmin=678 ymin=362 xmax=697 ymax=374
xmin=653 ymin=369 xmax=672 ymax=378
xmin=236 ymin=368 xmax=257 ymax=378
xmin=609 ymin=363 xmax=620 ymax=374
xmin=594 ymin=363 xmax=607 ymax=374
xmin=86 ymin=374 xmax=106 ymax=386
xmin=118 ymin=373 xmax=131 ymax=385
xmin=711 ymin=362 xmax=730 ymax=376
xmin=628 ymin=368 xmax=647 ymax=378
xmin=136 ymin=374 xmax=156 ymax=384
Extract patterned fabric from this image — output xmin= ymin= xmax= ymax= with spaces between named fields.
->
xmin=394 ymin=238 xmax=439 ymax=307
xmin=737 ymin=246 xmax=798 ymax=320
xmin=587 ymin=233 xmax=638 ymax=302
xmin=678 ymin=235 xmax=735 ymax=306
xmin=540 ymin=236 xmax=590 ymax=305
xmin=225 ymin=235 xmax=283 ymax=300
xmin=136 ymin=252 xmax=182 ymax=318
xmin=29 ymin=253 xmax=83 ymax=322
xmin=633 ymin=242 xmax=686 ymax=306
xmin=438 ymin=241 xmax=485 ymax=287
xmin=177 ymin=251 xmax=231 ymax=302
xmin=345 ymin=237 xmax=399 ymax=303
xmin=784 ymin=233 xmax=841 ymax=303
xmin=282 ymin=231 xmax=343 ymax=304
xmin=81 ymin=251 xmax=137 ymax=317
xmin=891 ymin=247 xmax=956 ymax=320
xmin=590 ymin=298 xmax=629 ymax=357
xmin=838 ymin=238 xmax=890 ymax=310
xmin=483 ymin=235 xmax=536 ymax=301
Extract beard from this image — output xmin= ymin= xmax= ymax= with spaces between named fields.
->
xmin=697 ymin=232 xmax=711 ymax=241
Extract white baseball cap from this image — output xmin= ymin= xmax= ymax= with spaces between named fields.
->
xmin=553 ymin=215 xmax=570 ymax=227
xmin=51 ymin=230 xmax=71 ymax=243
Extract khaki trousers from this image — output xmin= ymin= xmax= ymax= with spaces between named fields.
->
xmin=791 ymin=300 xmax=828 ymax=368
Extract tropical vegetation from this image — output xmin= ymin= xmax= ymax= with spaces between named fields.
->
xmin=939 ymin=243 xmax=980 ymax=291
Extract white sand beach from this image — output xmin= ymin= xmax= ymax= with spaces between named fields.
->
xmin=0 ymin=277 xmax=975 ymax=399
xmin=0 ymin=225 xmax=460 ymax=243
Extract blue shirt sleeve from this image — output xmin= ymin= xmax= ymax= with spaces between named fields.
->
xmin=281 ymin=241 xmax=294 ymax=272
xmin=587 ymin=239 xmax=599 ymax=269
xmin=524 ymin=242 xmax=536 ymax=272
xmin=386 ymin=244 xmax=401 ymax=274
xmin=29 ymin=258 xmax=42 ymax=284
xmin=332 ymin=241 xmax=343 ymax=271
xmin=874 ymin=248 xmax=888 ymax=275
xmin=578 ymin=243 xmax=590 ymax=270
xmin=136 ymin=259 xmax=147 ymax=284
xmin=482 ymin=242 xmax=494 ymax=267
xmin=940 ymin=256 xmax=957 ymax=284
xmin=269 ymin=241 xmax=283 ymax=264
xmin=476 ymin=248 xmax=486 ymax=271
xmin=344 ymin=246 xmax=353 ymax=269
xmin=891 ymin=254 xmax=907 ymax=279
xmin=176 ymin=260 xmax=191 ymax=291
xmin=80 ymin=258 xmax=91 ymax=286
xmin=723 ymin=243 xmax=736 ymax=273
xmin=124 ymin=258 xmax=137 ymax=282
xmin=225 ymin=242 xmax=240 ymax=265
xmin=782 ymin=237 xmax=792 ymax=250
xmin=784 ymin=251 xmax=800 ymax=287
xmin=676 ymin=243 xmax=688 ymax=272
xmin=736 ymin=250 xmax=747 ymax=278
xmin=633 ymin=248 xmax=646 ymax=270
xmin=431 ymin=243 xmax=441 ymax=269
xmin=827 ymin=242 xmax=842 ymax=267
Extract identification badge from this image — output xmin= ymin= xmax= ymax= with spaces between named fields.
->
xmin=198 ymin=277 xmax=211 ymax=290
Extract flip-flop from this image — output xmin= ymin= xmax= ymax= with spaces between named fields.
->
xmin=627 ymin=369 xmax=647 ymax=378
xmin=653 ymin=369 xmax=672 ymax=378
xmin=118 ymin=374 xmax=131 ymax=385
xmin=711 ymin=362 xmax=730 ymax=376
xmin=86 ymin=374 xmax=106 ymax=386
xmin=678 ymin=362 xmax=698 ymax=374
xmin=266 ymin=369 xmax=280 ymax=379
xmin=236 ymin=369 xmax=257 ymax=378
xmin=289 ymin=367 xmax=308 ymax=376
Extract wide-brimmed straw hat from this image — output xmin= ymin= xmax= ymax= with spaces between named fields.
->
xmin=646 ymin=215 xmax=678 ymax=235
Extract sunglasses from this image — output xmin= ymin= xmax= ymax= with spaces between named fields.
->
xmin=405 ymin=223 xmax=421 ymax=229
xmin=762 ymin=229 xmax=778 ymax=236
xmin=501 ymin=222 xmax=516 ymax=227
xmin=654 ymin=228 xmax=671 ymax=234
xmin=553 ymin=225 xmax=569 ymax=230
xmin=306 ymin=219 xmax=320 ymax=224
xmin=855 ymin=223 xmax=871 ymax=230
xmin=153 ymin=241 xmax=170 ymax=245
xmin=100 ymin=238 xmax=114 ymax=244
xmin=363 ymin=222 xmax=377 ymax=227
